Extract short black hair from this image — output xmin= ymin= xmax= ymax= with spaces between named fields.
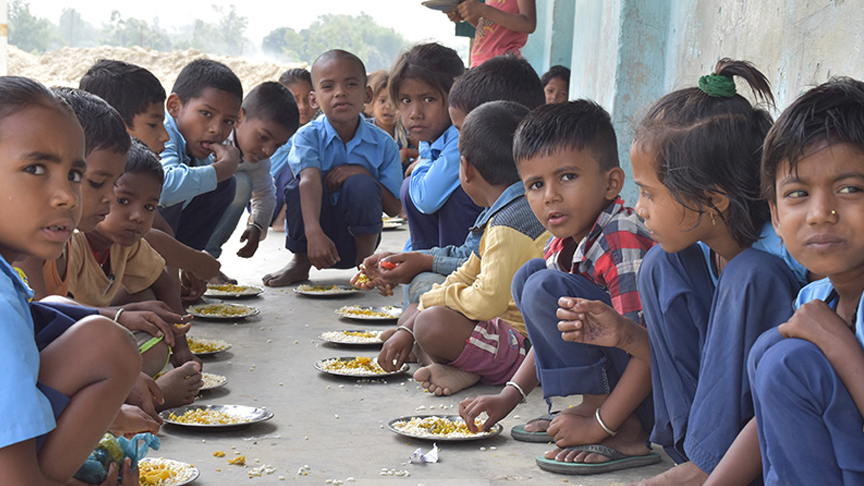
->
xmin=459 ymin=101 xmax=529 ymax=186
xmin=279 ymin=68 xmax=312 ymax=89
xmin=449 ymin=54 xmax=544 ymax=114
xmin=126 ymin=139 xmax=164 ymax=186
xmin=541 ymin=65 xmax=570 ymax=87
xmin=79 ymin=59 xmax=166 ymax=128
xmin=762 ymin=77 xmax=864 ymax=201
xmin=171 ymin=59 xmax=243 ymax=104
xmin=243 ymin=82 xmax=300 ymax=134
xmin=0 ymin=76 xmax=76 ymax=130
xmin=311 ymin=50 xmax=367 ymax=85
xmin=389 ymin=43 xmax=464 ymax=105
xmin=513 ymin=100 xmax=619 ymax=171
xmin=52 ymin=87 xmax=131 ymax=157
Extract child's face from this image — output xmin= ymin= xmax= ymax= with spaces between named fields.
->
xmin=448 ymin=106 xmax=467 ymax=131
xmin=520 ymin=146 xmax=621 ymax=242
xmin=78 ymin=148 xmax=127 ymax=233
xmin=94 ymin=171 xmax=161 ymax=247
xmin=544 ymin=77 xmax=569 ymax=104
xmin=287 ymin=81 xmax=315 ymax=126
xmin=631 ymin=146 xmax=710 ymax=252
xmin=128 ymin=101 xmax=170 ymax=154
xmin=397 ymin=78 xmax=451 ymax=143
xmin=0 ymin=106 xmax=86 ymax=262
xmin=234 ymin=110 xmax=294 ymax=164
xmin=166 ymin=87 xmax=241 ymax=160
xmin=310 ymin=58 xmax=370 ymax=127
xmin=371 ymin=90 xmax=396 ymax=130
xmin=771 ymin=142 xmax=864 ymax=279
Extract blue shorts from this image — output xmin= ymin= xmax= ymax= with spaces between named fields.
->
xmin=34 ymin=381 xmax=70 ymax=452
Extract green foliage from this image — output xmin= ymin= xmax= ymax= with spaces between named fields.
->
xmin=99 ymin=11 xmax=172 ymax=50
xmin=58 ymin=8 xmax=99 ymax=48
xmin=8 ymin=0 xmax=62 ymax=53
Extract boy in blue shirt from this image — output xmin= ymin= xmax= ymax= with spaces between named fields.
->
xmin=159 ymin=59 xmax=243 ymax=251
xmin=262 ymin=50 xmax=403 ymax=286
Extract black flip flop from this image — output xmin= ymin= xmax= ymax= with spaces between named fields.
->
xmin=536 ymin=444 xmax=661 ymax=475
xmin=509 ymin=411 xmax=559 ymax=442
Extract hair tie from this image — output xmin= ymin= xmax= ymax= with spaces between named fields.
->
xmin=698 ymin=73 xmax=736 ymax=98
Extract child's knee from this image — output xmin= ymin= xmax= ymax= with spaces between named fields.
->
xmin=754 ymin=338 xmax=828 ymax=398
xmin=141 ymin=339 xmax=170 ymax=377
xmin=413 ymin=307 xmax=454 ymax=345
xmin=75 ymin=316 xmax=141 ymax=376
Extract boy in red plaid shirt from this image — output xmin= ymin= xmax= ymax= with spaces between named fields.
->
xmin=459 ymin=101 xmax=659 ymax=475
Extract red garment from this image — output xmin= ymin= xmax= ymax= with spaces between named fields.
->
xmin=470 ymin=0 xmax=529 ymax=67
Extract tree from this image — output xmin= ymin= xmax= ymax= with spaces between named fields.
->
xmin=8 ymin=0 xmax=61 ymax=53
xmin=100 ymin=11 xmax=172 ymax=51
xmin=59 ymin=8 xmax=99 ymax=47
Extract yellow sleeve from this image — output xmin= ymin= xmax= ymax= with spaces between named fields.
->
xmin=120 ymin=239 xmax=166 ymax=295
xmin=419 ymin=225 xmax=542 ymax=322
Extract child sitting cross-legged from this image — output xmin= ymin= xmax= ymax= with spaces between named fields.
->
xmin=459 ymin=100 xmax=660 ymax=475
xmin=378 ymin=100 xmax=549 ymax=396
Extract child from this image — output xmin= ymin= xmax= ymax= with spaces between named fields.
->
xmin=445 ymin=0 xmax=537 ymax=68
xmin=541 ymin=65 xmax=570 ymax=104
xmin=364 ymin=70 xmax=416 ymax=169
xmin=391 ymin=42 xmax=481 ymax=251
xmin=0 ymin=76 xmax=139 ymax=484
xmin=556 ymin=60 xmax=808 ymax=484
xmin=460 ymin=100 xmax=659 ymax=475
xmin=204 ymin=82 xmax=300 ymax=274
xmin=159 ymin=59 xmax=243 ymax=251
xmin=355 ymin=54 xmax=545 ymax=303
xmin=378 ymin=101 xmax=549 ymax=397
xmin=271 ymin=68 xmax=316 ymax=231
xmin=261 ymin=50 xmax=403 ymax=287
xmin=68 ymin=141 xmax=202 ymax=408
xmin=743 ymin=77 xmax=864 ymax=484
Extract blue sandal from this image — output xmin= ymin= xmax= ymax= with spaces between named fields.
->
xmin=536 ymin=444 xmax=661 ymax=475
xmin=509 ymin=411 xmax=559 ymax=442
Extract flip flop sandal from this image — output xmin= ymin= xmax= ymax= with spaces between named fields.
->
xmin=510 ymin=411 xmax=559 ymax=442
xmin=536 ymin=444 xmax=661 ymax=475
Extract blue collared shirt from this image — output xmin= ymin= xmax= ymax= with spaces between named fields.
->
xmin=0 ymin=255 xmax=55 ymax=450
xmin=287 ymin=115 xmax=402 ymax=204
xmin=408 ymin=124 xmax=460 ymax=214
xmin=796 ymin=278 xmax=864 ymax=348
xmin=159 ymin=112 xmax=219 ymax=208
xmin=269 ymin=135 xmax=294 ymax=179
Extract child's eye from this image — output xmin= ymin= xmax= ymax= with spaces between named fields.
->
xmin=87 ymin=178 xmax=105 ymax=189
xmin=783 ymin=189 xmax=807 ymax=199
xmin=144 ymin=204 xmax=156 ymax=212
xmin=561 ymin=173 xmax=577 ymax=181
xmin=639 ymin=189 xmax=651 ymax=200
xmin=116 ymin=197 xmax=130 ymax=205
xmin=69 ymin=170 xmax=83 ymax=183
xmin=24 ymin=164 xmax=46 ymax=175
xmin=225 ymin=119 xmax=235 ymax=126
xmin=528 ymin=181 xmax=543 ymax=191
xmin=400 ymin=97 xmax=411 ymax=105
xmin=423 ymin=96 xmax=436 ymax=103
xmin=200 ymin=110 xmax=211 ymax=118
xmin=839 ymin=185 xmax=862 ymax=194
xmin=259 ymin=133 xmax=269 ymax=142
xmin=147 ymin=123 xmax=158 ymax=129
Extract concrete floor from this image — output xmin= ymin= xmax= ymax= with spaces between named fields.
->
xmin=153 ymin=224 xmax=673 ymax=485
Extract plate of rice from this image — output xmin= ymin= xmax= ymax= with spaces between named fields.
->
xmin=187 ymin=303 xmax=260 ymax=320
xmin=335 ymin=305 xmax=402 ymax=321
xmin=199 ymin=372 xmax=228 ymax=391
xmin=314 ymin=356 xmax=408 ymax=377
xmin=319 ymin=330 xmax=384 ymax=346
xmin=294 ymin=284 xmax=360 ymax=297
xmin=387 ymin=415 xmax=503 ymax=441
xmin=160 ymin=404 xmax=274 ymax=430
xmin=187 ymin=336 xmax=232 ymax=356
xmin=138 ymin=457 xmax=199 ymax=486
xmin=204 ymin=283 xmax=264 ymax=299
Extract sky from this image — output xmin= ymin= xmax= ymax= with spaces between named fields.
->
xmin=27 ymin=0 xmax=469 ymax=56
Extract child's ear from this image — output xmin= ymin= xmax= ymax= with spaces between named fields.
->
xmin=604 ymin=167 xmax=625 ymax=200
xmin=235 ymin=108 xmax=246 ymax=128
xmin=309 ymin=91 xmax=319 ymax=110
xmin=768 ymin=199 xmax=783 ymax=240
xmin=459 ymin=155 xmax=473 ymax=183
xmin=364 ymin=86 xmax=373 ymax=105
xmin=705 ymin=187 xmax=731 ymax=215
xmin=166 ymin=93 xmax=182 ymax=118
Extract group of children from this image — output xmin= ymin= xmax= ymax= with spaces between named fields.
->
xmin=1 ymin=37 xmax=862 ymax=486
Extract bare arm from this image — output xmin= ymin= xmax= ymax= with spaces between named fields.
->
xmin=298 ymin=168 xmax=340 ymax=269
xmin=705 ymin=418 xmax=762 ymax=486
xmin=143 ymin=229 xmax=220 ymax=280
xmin=381 ymin=186 xmax=402 ymax=217
xmin=0 ymin=440 xmax=64 ymax=486
xmin=557 ymin=297 xmax=651 ymax=363
xmin=458 ymin=0 xmax=536 ymax=33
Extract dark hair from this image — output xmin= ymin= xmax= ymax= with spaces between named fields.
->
xmin=367 ymin=70 xmax=389 ymax=98
xmin=389 ymin=43 xmax=464 ymax=106
xmin=762 ymin=77 xmax=864 ymax=200
xmin=513 ymin=100 xmax=619 ymax=171
xmin=125 ymin=139 xmax=164 ymax=186
xmin=242 ymin=82 xmax=300 ymax=134
xmin=541 ymin=65 xmax=571 ymax=87
xmin=311 ymin=50 xmax=367 ymax=85
xmin=52 ymin=87 xmax=131 ymax=157
xmin=0 ymin=76 xmax=76 ymax=128
xmin=449 ymin=54 xmax=544 ymax=114
xmin=279 ymin=68 xmax=312 ymax=89
xmin=634 ymin=58 xmax=774 ymax=248
xmin=459 ymin=101 xmax=529 ymax=186
xmin=171 ymin=59 xmax=243 ymax=104
xmin=79 ymin=59 xmax=166 ymax=128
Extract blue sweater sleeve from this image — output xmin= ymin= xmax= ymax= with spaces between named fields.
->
xmin=159 ymin=138 xmax=218 ymax=207
xmin=407 ymin=127 xmax=461 ymax=214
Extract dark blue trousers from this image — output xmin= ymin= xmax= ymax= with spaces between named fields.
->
xmin=749 ymin=331 xmax=864 ymax=485
xmin=284 ymin=173 xmax=382 ymax=270
xmin=400 ymin=177 xmax=482 ymax=251
xmin=511 ymin=258 xmax=654 ymax=433
xmin=639 ymin=245 xmax=801 ymax=474
xmin=159 ymin=176 xmax=236 ymax=251
xmin=271 ymin=165 xmax=293 ymax=227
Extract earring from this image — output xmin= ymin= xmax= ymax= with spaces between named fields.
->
xmin=710 ymin=211 xmax=717 ymax=226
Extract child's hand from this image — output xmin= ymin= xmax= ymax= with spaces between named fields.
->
xmin=116 ymin=310 xmax=175 ymax=347
xmin=377 ymin=328 xmax=414 ymax=372
xmin=237 ymin=225 xmax=262 ymax=258
xmin=457 ymin=0 xmax=486 ymax=25
xmin=109 ymin=404 xmax=161 ymax=437
xmin=324 ymin=165 xmax=372 ymax=190
xmin=556 ymin=297 xmax=625 ymax=349
xmin=180 ymin=270 xmax=207 ymax=305
xmin=444 ymin=7 xmax=464 ymax=22
xmin=459 ymin=392 xmax=521 ymax=433
xmin=548 ymin=410 xmax=611 ymax=448
xmin=404 ymin=159 xmax=420 ymax=176
xmin=211 ymin=144 xmax=241 ymax=182
xmin=126 ymin=373 xmax=164 ymax=423
xmin=378 ymin=252 xmax=433 ymax=285
xmin=189 ymin=250 xmax=221 ymax=280
xmin=306 ymin=229 xmax=340 ymax=269
xmin=779 ymin=299 xmax=852 ymax=350
xmin=68 ymin=457 xmax=138 ymax=486
xmin=354 ymin=253 xmax=394 ymax=288
xmin=121 ymin=301 xmax=191 ymax=327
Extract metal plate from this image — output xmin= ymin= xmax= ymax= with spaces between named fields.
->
xmin=387 ymin=415 xmax=503 ymax=442
xmin=200 ymin=372 xmax=228 ymax=391
xmin=421 ymin=0 xmax=460 ymax=11
xmin=187 ymin=304 xmax=260 ymax=320
xmin=293 ymin=284 xmax=360 ymax=297
xmin=160 ymin=404 xmax=274 ymax=430
xmin=318 ymin=330 xmax=384 ymax=346
xmin=335 ymin=305 xmax=402 ymax=321
xmin=187 ymin=337 xmax=232 ymax=356
xmin=138 ymin=457 xmax=199 ymax=486
xmin=314 ymin=356 xmax=409 ymax=378
xmin=204 ymin=284 xmax=264 ymax=299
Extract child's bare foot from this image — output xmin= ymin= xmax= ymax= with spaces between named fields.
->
xmin=156 ymin=361 xmax=203 ymax=410
xmin=262 ymin=255 xmax=311 ymax=287
xmin=208 ymin=271 xmax=237 ymax=285
xmin=544 ymin=412 xmax=651 ymax=464
xmin=413 ymin=363 xmax=480 ymax=396
xmin=628 ymin=461 xmax=706 ymax=486
xmin=523 ymin=402 xmax=594 ymax=432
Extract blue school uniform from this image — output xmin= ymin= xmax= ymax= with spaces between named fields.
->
xmin=158 ymin=112 xmax=236 ymax=250
xmin=283 ymin=115 xmax=402 ymax=268
xmin=401 ymin=124 xmax=482 ymax=250
xmin=269 ymin=138 xmax=293 ymax=227
xmin=639 ymin=222 xmax=804 ymax=474
xmin=749 ymin=279 xmax=864 ymax=485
